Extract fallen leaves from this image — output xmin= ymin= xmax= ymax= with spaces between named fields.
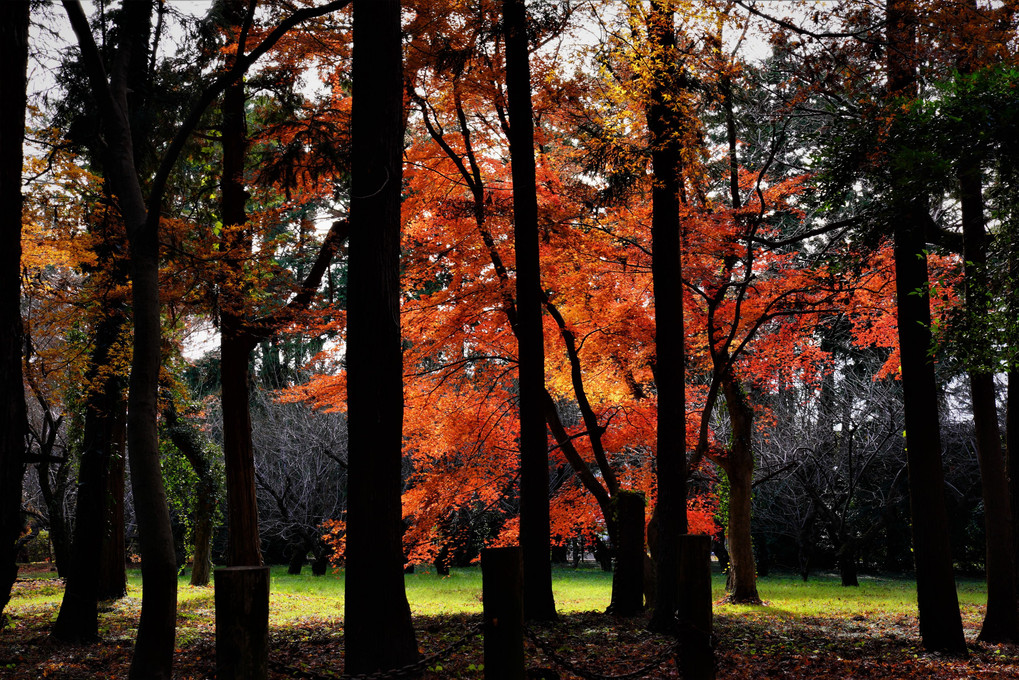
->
xmin=3 ymin=575 xmax=1018 ymax=679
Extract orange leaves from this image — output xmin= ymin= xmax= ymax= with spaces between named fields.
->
xmin=846 ymin=240 xmax=962 ymax=380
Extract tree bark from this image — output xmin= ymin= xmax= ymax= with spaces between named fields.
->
xmin=502 ymin=0 xmax=556 ymax=622
xmin=721 ymin=376 xmax=760 ymax=603
xmin=646 ymin=0 xmax=689 ymax=632
xmin=885 ymin=0 xmax=967 ymax=656
xmin=959 ymin=163 xmax=1018 ymax=642
xmin=0 ymin=0 xmax=30 ymax=624
xmin=343 ymin=0 xmax=419 ymax=673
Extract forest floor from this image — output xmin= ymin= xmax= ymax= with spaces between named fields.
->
xmin=3 ymin=562 xmax=1019 ymax=679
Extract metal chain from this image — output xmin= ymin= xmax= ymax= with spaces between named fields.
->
xmin=268 ymin=621 xmax=484 ymax=680
xmin=523 ymin=627 xmax=677 ymax=680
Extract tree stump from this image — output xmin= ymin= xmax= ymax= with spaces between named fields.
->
xmin=215 ymin=566 xmax=270 ymax=680
xmin=677 ymin=534 xmax=714 ymax=680
xmin=482 ymin=547 xmax=525 ymax=680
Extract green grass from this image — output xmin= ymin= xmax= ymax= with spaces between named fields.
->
xmin=12 ymin=563 xmax=989 ymax=625
xmin=716 ymin=571 xmax=987 ymax=622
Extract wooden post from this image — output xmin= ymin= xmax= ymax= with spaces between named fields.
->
xmin=215 ymin=565 xmax=270 ymax=680
xmin=482 ymin=547 xmax=525 ymax=680
xmin=609 ymin=490 xmax=645 ymax=616
xmin=677 ymin=534 xmax=714 ymax=679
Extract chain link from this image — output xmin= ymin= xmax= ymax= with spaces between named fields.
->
xmin=268 ymin=621 xmax=483 ymax=680
xmin=523 ymin=626 xmax=677 ymax=680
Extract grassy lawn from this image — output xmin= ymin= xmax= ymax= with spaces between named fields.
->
xmin=3 ymin=563 xmax=1017 ymax=679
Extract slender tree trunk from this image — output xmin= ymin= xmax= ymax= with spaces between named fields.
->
xmin=62 ymin=2 xmax=178 ymax=675
xmin=502 ymin=0 xmax=556 ymax=622
xmin=220 ymin=325 xmax=262 ymax=565
xmin=892 ymin=203 xmax=965 ymax=655
xmin=722 ymin=376 xmax=760 ymax=604
xmin=219 ymin=10 xmax=263 ymax=566
xmin=646 ymin=0 xmax=689 ymax=632
xmin=343 ymin=0 xmax=419 ymax=673
xmin=885 ymin=0 xmax=967 ymax=656
xmin=125 ymin=189 xmax=178 ymax=680
xmin=0 ymin=0 xmax=30 ymax=624
xmin=54 ymin=327 xmax=127 ymax=639
xmin=959 ymin=163 xmax=1018 ymax=642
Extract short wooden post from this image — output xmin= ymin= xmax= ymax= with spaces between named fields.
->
xmin=482 ymin=547 xmax=525 ymax=680
xmin=608 ymin=490 xmax=645 ymax=616
xmin=677 ymin=534 xmax=715 ymax=680
xmin=215 ymin=565 xmax=270 ymax=680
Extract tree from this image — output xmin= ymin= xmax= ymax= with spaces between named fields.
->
xmin=343 ymin=0 xmax=419 ymax=673
xmin=502 ymin=0 xmax=556 ymax=622
xmin=248 ymin=388 xmax=347 ymax=575
xmin=884 ymin=0 xmax=967 ymax=656
xmin=946 ymin=0 xmax=1018 ymax=643
xmin=60 ymin=0 xmax=354 ymax=673
xmin=645 ymin=0 xmax=689 ymax=629
xmin=0 ymin=0 xmax=30 ymax=624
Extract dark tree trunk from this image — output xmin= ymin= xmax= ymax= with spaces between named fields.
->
xmin=62 ymin=2 xmax=178 ymax=675
xmin=502 ymin=0 xmax=556 ymax=622
xmin=959 ymin=163 xmax=1019 ymax=642
xmin=608 ymin=491 xmax=645 ymax=617
xmin=190 ymin=492 xmax=215 ymax=587
xmin=885 ymin=0 xmax=967 ymax=656
xmin=0 ymin=0 xmax=30 ymax=624
xmin=645 ymin=0 xmax=689 ymax=632
xmin=219 ymin=24 xmax=263 ymax=566
xmin=288 ymin=545 xmax=306 ymax=576
xmin=892 ymin=204 xmax=967 ymax=655
xmin=343 ymin=0 xmax=419 ymax=674
xmin=54 ymin=333 xmax=127 ymax=639
xmin=838 ymin=543 xmax=859 ymax=587
xmin=722 ymin=376 xmax=760 ymax=603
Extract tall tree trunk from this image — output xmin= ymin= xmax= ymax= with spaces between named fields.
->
xmin=885 ymin=0 xmax=967 ymax=656
xmin=959 ymin=163 xmax=1018 ymax=642
xmin=62 ymin=2 xmax=178 ymax=675
xmin=0 ymin=0 xmax=30 ymax=624
xmin=502 ymin=0 xmax=556 ymax=622
xmin=646 ymin=0 xmax=689 ymax=632
xmin=219 ymin=0 xmax=263 ymax=567
xmin=343 ymin=0 xmax=419 ymax=673
xmin=722 ymin=376 xmax=760 ymax=603
xmin=54 ymin=319 xmax=127 ymax=639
